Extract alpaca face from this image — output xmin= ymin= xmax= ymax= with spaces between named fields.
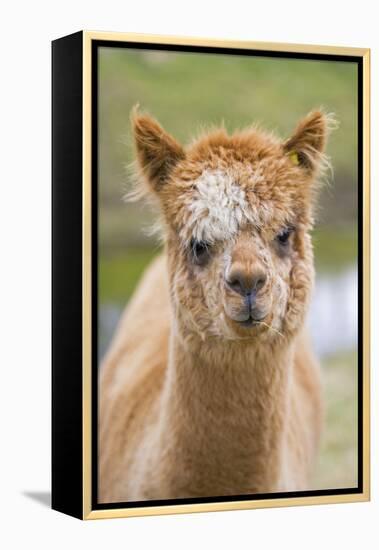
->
xmin=132 ymin=110 xmax=330 ymax=341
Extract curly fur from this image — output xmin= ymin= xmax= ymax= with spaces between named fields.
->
xmin=98 ymin=109 xmax=333 ymax=503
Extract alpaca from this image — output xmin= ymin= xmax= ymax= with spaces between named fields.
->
xmin=99 ymin=108 xmax=330 ymax=503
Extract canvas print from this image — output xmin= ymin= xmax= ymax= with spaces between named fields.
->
xmin=97 ymin=46 xmax=359 ymax=505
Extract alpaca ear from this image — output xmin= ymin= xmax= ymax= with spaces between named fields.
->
xmin=131 ymin=108 xmax=185 ymax=192
xmin=283 ymin=111 xmax=331 ymax=173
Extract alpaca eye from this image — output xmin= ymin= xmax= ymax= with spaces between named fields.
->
xmin=276 ymin=227 xmax=294 ymax=246
xmin=190 ymin=239 xmax=211 ymax=266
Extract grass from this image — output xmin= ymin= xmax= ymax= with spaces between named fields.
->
xmin=311 ymin=350 xmax=358 ymax=490
xmin=99 ymin=247 xmax=159 ymax=303
xmin=313 ymin=224 xmax=358 ymax=273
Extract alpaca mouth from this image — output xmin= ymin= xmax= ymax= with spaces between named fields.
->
xmin=237 ymin=316 xmax=263 ymax=328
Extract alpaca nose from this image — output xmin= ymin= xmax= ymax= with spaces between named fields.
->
xmin=226 ymin=269 xmax=267 ymax=297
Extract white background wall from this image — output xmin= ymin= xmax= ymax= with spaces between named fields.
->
xmin=0 ymin=1 xmax=377 ymax=548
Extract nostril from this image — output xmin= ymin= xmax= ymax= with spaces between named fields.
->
xmin=255 ymin=273 xmax=267 ymax=291
xmin=226 ymin=276 xmax=244 ymax=296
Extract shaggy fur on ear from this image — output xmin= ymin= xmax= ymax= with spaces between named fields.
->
xmin=131 ymin=107 xmax=185 ymax=192
xmin=283 ymin=110 xmax=336 ymax=173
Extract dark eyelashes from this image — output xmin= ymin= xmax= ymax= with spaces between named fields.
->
xmin=189 ymin=239 xmax=212 ymax=266
xmin=275 ymin=225 xmax=296 ymax=246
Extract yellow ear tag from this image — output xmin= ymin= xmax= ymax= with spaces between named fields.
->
xmin=289 ymin=151 xmax=299 ymax=166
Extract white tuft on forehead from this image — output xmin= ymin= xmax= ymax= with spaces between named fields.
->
xmin=182 ymin=169 xmax=259 ymax=243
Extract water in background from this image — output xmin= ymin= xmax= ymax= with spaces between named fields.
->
xmin=307 ymin=267 xmax=357 ymax=356
xmin=99 ymin=266 xmax=357 ymax=361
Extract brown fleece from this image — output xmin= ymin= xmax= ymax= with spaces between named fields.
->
xmin=99 ymin=109 xmax=331 ymax=503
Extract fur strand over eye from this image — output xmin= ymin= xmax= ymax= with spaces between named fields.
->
xmin=190 ymin=239 xmax=212 ymax=266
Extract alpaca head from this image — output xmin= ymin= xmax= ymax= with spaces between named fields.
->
xmin=131 ymin=109 xmax=332 ymax=343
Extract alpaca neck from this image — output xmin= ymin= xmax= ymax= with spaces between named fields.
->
xmin=156 ymin=325 xmax=294 ymax=497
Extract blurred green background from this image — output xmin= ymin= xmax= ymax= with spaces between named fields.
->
xmin=98 ymin=46 xmax=358 ymax=492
